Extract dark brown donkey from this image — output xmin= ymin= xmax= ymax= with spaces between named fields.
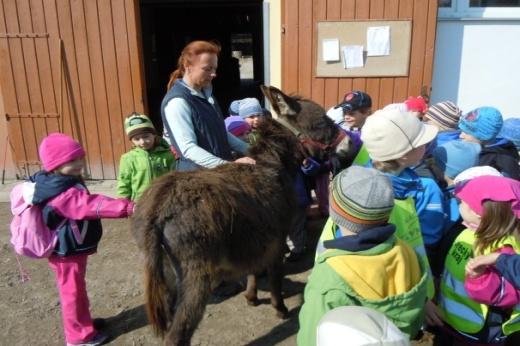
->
xmin=131 ymin=86 xmax=354 ymax=345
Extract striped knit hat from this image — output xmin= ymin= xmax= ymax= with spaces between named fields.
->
xmin=329 ymin=166 xmax=395 ymax=233
xmin=424 ymin=101 xmax=462 ymax=131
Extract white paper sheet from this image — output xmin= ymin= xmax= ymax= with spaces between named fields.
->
xmin=367 ymin=26 xmax=390 ymax=56
xmin=342 ymin=45 xmax=364 ymax=69
xmin=322 ymin=38 xmax=340 ymax=62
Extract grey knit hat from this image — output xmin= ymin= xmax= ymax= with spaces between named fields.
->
xmin=329 ymin=166 xmax=395 ymax=233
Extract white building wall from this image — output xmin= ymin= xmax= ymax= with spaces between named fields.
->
xmin=431 ymin=19 xmax=520 ymax=118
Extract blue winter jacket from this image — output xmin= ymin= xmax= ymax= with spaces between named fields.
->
xmin=386 ymin=168 xmax=448 ymax=246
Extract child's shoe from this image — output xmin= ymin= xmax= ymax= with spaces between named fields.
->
xmin=67 ymin=332 xmax=108 ymax=346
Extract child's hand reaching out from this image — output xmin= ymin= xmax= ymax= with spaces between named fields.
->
xmin=465 ymin=253 xmax=501 ymax=278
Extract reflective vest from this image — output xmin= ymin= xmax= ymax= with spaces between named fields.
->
xmin=315 ymin=197 xmax=434 ymax=298
xmin=389 ymin=197 xmax=434 ymax=299
xmin=352 ymin=144 xmax=370 ymax=166
xmin=439 ymin=229 xmax=520 ymax=336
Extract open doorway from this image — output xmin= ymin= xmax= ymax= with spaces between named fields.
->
xmin=140 ymin=0 xmax=265 ymax=129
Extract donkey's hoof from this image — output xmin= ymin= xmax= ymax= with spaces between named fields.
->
xmin=245 ymin=297 xmax=260 ymax=306
xmin=275 ymin=307 xmax=289 ymax=319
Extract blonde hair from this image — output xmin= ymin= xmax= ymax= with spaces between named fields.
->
xmin=474 ymin=201 xmax=520 ymax=255
xmin=372 ymin=159 xmax=402 ymax=174
xmin=166 ymin=40 xmax=221 ymax=90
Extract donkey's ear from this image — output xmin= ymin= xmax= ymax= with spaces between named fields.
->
xmin=260 ymin=85 xmax=299 ymax=119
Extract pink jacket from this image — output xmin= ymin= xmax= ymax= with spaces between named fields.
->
xmin=47 ymin=185 xmax=135 ymax=220
xmin=465 ymin=246 xmax=520 ymax=308
xmin=44 ymin=185 xmax=134 ymax=256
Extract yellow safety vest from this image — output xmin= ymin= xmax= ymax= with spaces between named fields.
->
xmin=315 ymin=197 xmax=434 ymax=298
xmin=439 ymin=229 xmax=520 ymax=335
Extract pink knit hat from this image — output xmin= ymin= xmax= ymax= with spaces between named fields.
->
xmin=39 ymin=133 xmax=86 ymax=172
xmin=455 ymin=176 xmax=520 ymax=218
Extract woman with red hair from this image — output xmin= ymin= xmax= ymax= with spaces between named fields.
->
xmin=161 ymin=40 xmax=254 ymax=171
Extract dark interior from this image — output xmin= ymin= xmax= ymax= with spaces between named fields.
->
xmin=140 ymin=0 xmax=265 ymax=129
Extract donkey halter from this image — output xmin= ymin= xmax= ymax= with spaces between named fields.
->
xmin=273 ymin=115 xmax=346 ymax=156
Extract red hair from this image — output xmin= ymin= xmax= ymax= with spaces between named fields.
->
xmin=166 ymin=40 xmax=221 ymax=90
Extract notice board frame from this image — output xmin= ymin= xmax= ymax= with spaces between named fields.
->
xmin=316 ymin=20 xmax=412 ymax=77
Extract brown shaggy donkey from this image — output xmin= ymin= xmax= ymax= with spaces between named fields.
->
xmin=131 ymin=86 xmax=354 ymax=345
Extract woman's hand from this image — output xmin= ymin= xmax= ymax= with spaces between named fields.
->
xmin=465 ymin=253 xmax=501 ymax=278
xmin=234 ymin=157 xmax=256 ymax=165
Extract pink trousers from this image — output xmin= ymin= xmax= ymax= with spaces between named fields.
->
xmin=48 ymin=254 xmax=96 ymax=344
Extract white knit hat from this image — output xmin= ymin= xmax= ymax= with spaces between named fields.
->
xmin=453 ymin=165 xmax=503 ymax=186
xmin=317 ymin=306 xmax=410 ymax=346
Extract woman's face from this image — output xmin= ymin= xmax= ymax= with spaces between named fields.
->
xmin=186 ymin=53 xmax=218 ymax=90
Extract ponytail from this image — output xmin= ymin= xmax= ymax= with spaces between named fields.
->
xmin=166 ymin=40 xmax=221 ymax=90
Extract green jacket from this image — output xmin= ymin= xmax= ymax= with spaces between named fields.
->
xmin=117 ymin=138 xmax=175 ymax=201
xmin=297 ymin=236 xmax=428 ymax=346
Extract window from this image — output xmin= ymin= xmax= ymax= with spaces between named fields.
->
xmin=469 ymin=0 xmax=520 ymax=6
xmin=439 ymin=0 xmax=520 ymax=18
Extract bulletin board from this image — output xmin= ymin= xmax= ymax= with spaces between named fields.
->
xmin=316 ymin=20 xmax=412 ymax=77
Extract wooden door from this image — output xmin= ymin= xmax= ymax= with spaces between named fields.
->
xmin=0 ymin=0 xmax=146 ymax=179
xmin=282 ymin=0 xmax=438 ymax=110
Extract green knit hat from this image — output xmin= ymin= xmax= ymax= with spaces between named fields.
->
xmin=124 ymin=113 xmax=156 ymax=139
xmin=329 ymin=166 xmax=395 ymax=233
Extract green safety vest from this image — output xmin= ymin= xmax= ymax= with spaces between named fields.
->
xmin=315 ymin=197 xmax=434 ymax=298
xmin=439 ymin=229 xmax=520 ymax=335
xmin=352 ymin=144 xmax=370 ymax=166
xmin=389 ymin=197 xmax=435 ymax=299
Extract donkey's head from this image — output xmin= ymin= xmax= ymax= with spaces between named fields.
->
xmin=261 ymin=85 xmax=357 ymax=174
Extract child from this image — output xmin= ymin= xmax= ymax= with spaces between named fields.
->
xmin=117 ymin=113 xmax=175 ymax=201
xmin=238 ymin=97 xmax=264 ymax=130
xmin=33 ymin=133 xmax=134 ymax=346
xmin=459 ymin=107 xmax=520 ymax=180
xmin=429 ymin=141 xmax=481 ymax=276
xmin=432 ymin=140 xmax=481 ymax=187
xmin=298 ymin=166 xmax=428 ymax=346
xmin=384 ymin=96 xmax=428 ymax=120
xmin=360 ymin=109 xmax=447 ymax=258
xmin=224 ymin=115 xmax=251 ymax=142
xmin=499 ymin=117 xmax=520 ymax=154
xmin=327 ymin=90 xmax=372 ymax=131
xmin=438 ymin=175 xmax=520 ymax=345
xmin=424 ymin=101 xmax=462 ymax=146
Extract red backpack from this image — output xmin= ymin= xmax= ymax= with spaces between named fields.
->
xmin=9 ymin=182 xmax=59 ymax=258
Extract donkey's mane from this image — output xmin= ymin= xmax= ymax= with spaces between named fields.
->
xmin=247 ymin=118 xmax=303 ymax=173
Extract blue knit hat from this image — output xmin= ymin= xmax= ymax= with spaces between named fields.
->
xmin=459 ymin=107 xmax=503 ymax=141
xmin=499 ymin=117 xmax=520 ymax=150
xmin=433 ymin=140 xmax=481 ymax=179
xmin=228 ymin=100 xmax=240 ymax=116
xmin=238 ymin=98 xmax=263 ymax=119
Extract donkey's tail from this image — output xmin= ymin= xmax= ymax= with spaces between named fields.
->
xmin=143 ymin=222 xmax=174 ymax=337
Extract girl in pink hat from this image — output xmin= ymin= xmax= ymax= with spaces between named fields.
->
xmin=438 ymin=175 xmax=520 ymax=345
xmin=33 ymin=133 xmax=135 ymax=346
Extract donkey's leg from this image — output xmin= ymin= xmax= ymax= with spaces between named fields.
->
xmin=163 ymin=266 xmax=211 ymax=346
xmin=267 ymin=257 xmax=289 ymax=319
xmin=244 ymin=274 xmax=259 ymax=306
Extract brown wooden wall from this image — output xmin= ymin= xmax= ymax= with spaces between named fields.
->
xmin=282 ymin=0 xmax=438 ymax=111
xmin=0 ymin=0 xmax=145 ymax=180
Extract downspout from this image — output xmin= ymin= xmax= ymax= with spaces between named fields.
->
xmin=263 ymin=1 xmax=271 ymax=110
